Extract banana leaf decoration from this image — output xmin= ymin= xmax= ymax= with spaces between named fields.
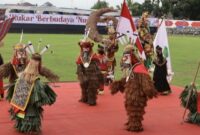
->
xmin=180 ymin=62 xmax=200 ymax=125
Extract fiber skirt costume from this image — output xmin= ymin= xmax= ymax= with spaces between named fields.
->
xmin=7 ymin=77 xmax=56 ymax=133
xmin=180 ymin=85 xmax=200 ymax=125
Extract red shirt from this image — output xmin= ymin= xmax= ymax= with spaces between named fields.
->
xmin=132 ymin=63 xmax=149 ymax=75
xmin=76 ymin=53 xmax=99 ymax=65
xmin=96 ymin=54 xmax=107 ymax=71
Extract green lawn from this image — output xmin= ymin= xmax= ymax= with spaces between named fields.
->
xmin=1 ymin=33 xmax=200 ymax=87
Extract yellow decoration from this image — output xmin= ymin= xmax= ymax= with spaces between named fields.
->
xmin=14 ymin=43 xmax=24 ymax=50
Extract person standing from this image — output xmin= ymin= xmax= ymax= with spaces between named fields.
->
xmin=6 ymin=53 xmax=58 ymax=133
xmin=110 ymin=45 xmax=157 ymax=132
xmin=96 ymin=44 xmax=107 ymax=95
xmin=153 ymin=45 xmax=171 ymax=95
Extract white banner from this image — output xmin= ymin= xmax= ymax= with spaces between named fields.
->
xmin=6 ymin=13 xmax=200 ymax=28
xmin=7 ymin=13 xmax=91 ymax=25
xmin=6 ymin=13 xmax=159 ymax=27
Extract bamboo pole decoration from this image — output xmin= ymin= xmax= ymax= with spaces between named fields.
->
xmin=192 ymin=62 xmax=200 ymax=86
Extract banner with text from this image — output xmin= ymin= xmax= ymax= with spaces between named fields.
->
xmin=6 ymin=13 xmax=200 ymax=28
xmin=6 ymin=13 xmax=159 ymax=27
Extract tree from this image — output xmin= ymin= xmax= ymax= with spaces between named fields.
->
xmin=142 ymin=0 xmax=154 ymax=14
xmin=117 ymin=0 xmax=143 ymax=16
xmin=157 ymin=0 xmax=200 ymax=20
xmin=152 ymin=4 xmax=163 ymax=17
xmin=131 ymin=2 xmax=143 ymax=16
xmin=161 ymin=0 xmax=170 ymax=15
xmin=91 ymin=0 xmax=109 ymax=9
xmin=116 ymin=5 xmax=121 ymax=10
xmin=171 ymin=0 xmax=200 ymax=20
xmin=113 ymin=0 xmax=200 ymax=20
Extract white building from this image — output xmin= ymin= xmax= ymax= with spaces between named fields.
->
xmin=0 ymin=2 xmax=120 ymax=16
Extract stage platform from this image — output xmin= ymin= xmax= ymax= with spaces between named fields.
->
xmin=0 ymin=82 xmax=199 ymax=135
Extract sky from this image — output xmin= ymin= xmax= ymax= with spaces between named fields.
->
xmin=0 ymin=0 xmax=144 ymax=9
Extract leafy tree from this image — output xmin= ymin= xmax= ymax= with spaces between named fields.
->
xmin=161 ymin=0 xmax=170 ymax=15
xmin=115 ymin=0 xmax=200 ymax=20
xmin=116 ymin=0 xmax=143 ymax=16
xmin=158 ymin=0 xmax=200 ymax=20
xmin=152 ymin=4 xmax=163 ymax=17
xmin=131 ymin=2 xmax=143 ymax=16
xmin=171 ymin=0 xmax=200 ymax=20
xmin=91 ymin=0 xmax=109 ymax=9
xmin=116 ymin=5 xmax=121 ymax=10
xmin=142 ymin=0 xmax=154 ymax=13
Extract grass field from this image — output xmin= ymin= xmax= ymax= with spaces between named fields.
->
xmin=1 ymin=33 xmax=200 ymax=87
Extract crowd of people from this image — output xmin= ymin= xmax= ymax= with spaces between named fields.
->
xmin=167 ymin=27 xmax=200 ymax=36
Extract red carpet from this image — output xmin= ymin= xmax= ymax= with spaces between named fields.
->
xmin=0 ymin=82 xmax=199 ymax=135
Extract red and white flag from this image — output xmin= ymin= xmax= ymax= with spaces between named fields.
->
xmin=117 ymin=0 xmax=145 ymax=58
xmin=0 ymin=17 xmax=15 ymax=41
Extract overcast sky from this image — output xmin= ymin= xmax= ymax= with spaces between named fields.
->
xmin=0 ymin=0 xmax=144 ymax=9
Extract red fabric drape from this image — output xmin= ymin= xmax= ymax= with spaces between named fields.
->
xmin=197 ymin=92 xmax=200 ymax=113
xmin=0 ymin=80 xmax=3 ymax=95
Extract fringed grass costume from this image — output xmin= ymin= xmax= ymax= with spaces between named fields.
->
xmin=180 ymin=85 xmax=200 ymax=125
xmin=110 ymin=45 xmax=157 ymax=132
xmin=76 ymin=40 xmax=103 ymax=106
xmin=6 ymin=53 xmax=59 ymax=133
xmin=86 ymin=8 xmax=118 ymax=85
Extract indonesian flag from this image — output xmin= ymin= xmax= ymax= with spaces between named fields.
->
xmin=0 ymin=17 xmax=15 ymax=42
xmin=116 ymin=0 xmax=145 ymax=58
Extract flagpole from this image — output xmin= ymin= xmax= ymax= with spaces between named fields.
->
xmin=152 ymin=17 xmax=163 ymax=60
xmin=19 ymin=29 xmax=23 ymax=43
xmin=157 ymin=16 xmax=165 ymax=31
xmin=38 ymin=38 xmax=42 ymax=52
xmin=153 ymin=16 xmax=165 ymax=40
